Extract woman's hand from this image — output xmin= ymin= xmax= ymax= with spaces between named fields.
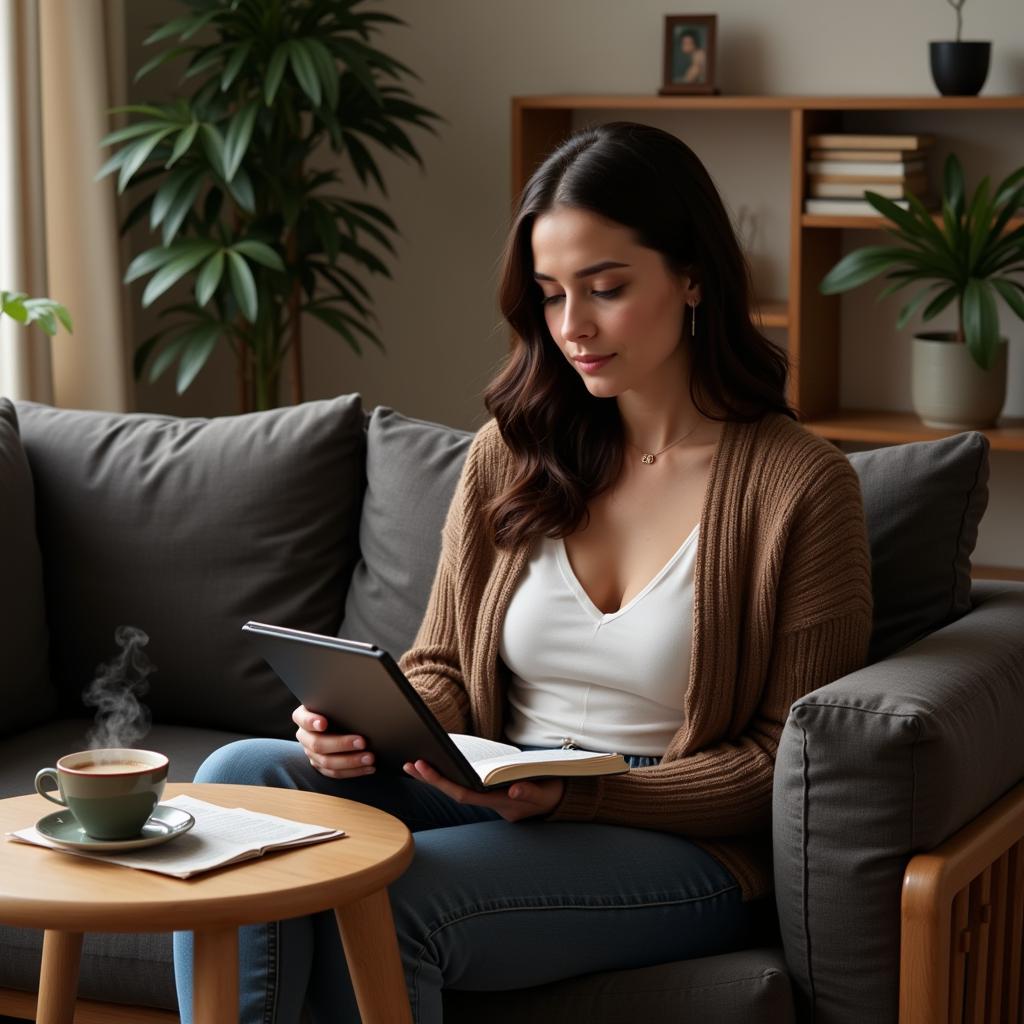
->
xmin=292 ymin=705 xmax=376 ymax=779
xmin=403 ymin=759 xmax=564 ymax=822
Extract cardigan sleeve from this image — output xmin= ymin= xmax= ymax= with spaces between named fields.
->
xmin=549 ymin=452 xmax=873 ymax=837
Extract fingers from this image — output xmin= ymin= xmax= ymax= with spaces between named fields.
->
xmin=291 ymin=707 xmax=372 ymax=778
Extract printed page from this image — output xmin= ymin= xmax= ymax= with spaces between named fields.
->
xmin=448 ymin=733 xmax=524 ymax=764
xmin=6 ymin=796 xmax=345 ymax=878
xmin=471 ymin=748 xmax=614 ymax=775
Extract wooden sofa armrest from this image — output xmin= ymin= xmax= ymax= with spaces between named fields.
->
xmin=900 ymin=780 xmax=1024 ymax=1024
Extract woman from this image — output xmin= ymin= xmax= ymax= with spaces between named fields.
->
xmin=174 ymin=121 xmax=872 ymax=1023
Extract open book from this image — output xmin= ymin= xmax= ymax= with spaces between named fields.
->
xmin=450 ymin=734 xmax=628 ymax=786
xmin=8 ymin=795 xmax=345 ymax=878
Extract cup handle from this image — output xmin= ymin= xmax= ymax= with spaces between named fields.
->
xmin=34 ymin=767 xmax=67 ymax=807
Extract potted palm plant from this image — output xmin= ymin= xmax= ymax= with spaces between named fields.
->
xmin=820 ymin=153 xmax=1024 ymax=428
xmin=99 ymin=0 xmax=438 ymax=410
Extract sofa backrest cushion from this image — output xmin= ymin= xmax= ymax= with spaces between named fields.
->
xmin=0 ymin=399 xmax=56 ymax=735
xmin=848 ymin=431 xmax=989 ymax=662
xmin=339 ymin=408 xmax=473 ymax=658
xmin=16 ymin=397 xmax=365 ymax=738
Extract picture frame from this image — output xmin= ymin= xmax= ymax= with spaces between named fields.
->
xmin=660 ymin=15 xmax=718 ymax=95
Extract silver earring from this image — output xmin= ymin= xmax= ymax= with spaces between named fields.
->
xmin=691 ymin=302 xmax=697 ymax=336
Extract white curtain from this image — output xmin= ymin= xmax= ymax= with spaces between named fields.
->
xmin=0 ymin=0 xmax=129 ymax=410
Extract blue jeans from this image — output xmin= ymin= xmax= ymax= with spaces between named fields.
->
xmin=173 ymin=739 xmax=759 ymax=1024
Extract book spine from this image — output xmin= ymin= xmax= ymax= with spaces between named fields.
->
xmin=807 ymin=133 xmax=934 ymax=150
xmin=806 ymin=161 xmax=926 ymax=177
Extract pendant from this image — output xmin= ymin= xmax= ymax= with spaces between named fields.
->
xmin=641 ymin=453 xmax=656 ymax=465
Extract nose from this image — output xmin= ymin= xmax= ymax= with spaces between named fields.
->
xmin=558 ymin=295 xmax=595 ymax=343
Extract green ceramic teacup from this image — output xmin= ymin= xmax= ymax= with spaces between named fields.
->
xmin=34 ymin=748 xmax=168 ymax=840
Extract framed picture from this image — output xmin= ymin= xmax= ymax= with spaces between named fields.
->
xmin=660 ymin=15 xmax=718 ymax=95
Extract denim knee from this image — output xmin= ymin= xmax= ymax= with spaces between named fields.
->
xmin=194 ymin=737 xmax=308 ymax=788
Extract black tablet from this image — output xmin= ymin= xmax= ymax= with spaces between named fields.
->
xmin=242 ymin=621 xmax=493 ymax=791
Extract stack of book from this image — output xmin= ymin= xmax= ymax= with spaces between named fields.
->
xmin=804 ymin=133 xmax=934 ymax=215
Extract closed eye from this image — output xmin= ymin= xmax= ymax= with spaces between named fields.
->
xmin=593 ymin=285 xmax=625 ymax=299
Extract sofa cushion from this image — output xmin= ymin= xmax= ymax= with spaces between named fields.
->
xmin=339 ymin=408 xmax=473 ymax=658
xmin=15 ymin=397 xmax=365 ymax=738
xmin=848 ymin=431 xmax=989 ymax=661
xmin=443 ymin=946 xmax=795 ymax=1024
xmin=0 ymin=399 xmax=55 ymax=735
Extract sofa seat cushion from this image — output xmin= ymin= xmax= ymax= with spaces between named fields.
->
xmin=0 ymin=399 xmax=55 ymax=736
xmin=16 ymin=397 xmax=365 ymax=738
xmin=442 ymin=946 xmax=794 ymax=1024
xmin=848 ymin=431 xmax=989 ymax=662
xmin=340 ymin=408 xmax=473 ymax=658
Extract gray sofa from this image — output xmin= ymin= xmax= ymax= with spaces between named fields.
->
xmin=0 ymin=394 xmax=1022 ymax=1024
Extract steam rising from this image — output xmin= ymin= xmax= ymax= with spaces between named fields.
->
xmin=84 ymin=626 xmax=154 ymax=751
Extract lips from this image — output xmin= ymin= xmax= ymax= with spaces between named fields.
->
xmin=572 ymin=354 xmax=615 ymax=373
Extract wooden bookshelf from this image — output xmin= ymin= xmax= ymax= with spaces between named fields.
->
xmin=512 ymin=94 xmax=1024 ymax=573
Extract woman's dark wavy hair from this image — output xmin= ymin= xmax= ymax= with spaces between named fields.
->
xmin=484 ymin=120 xmax=794 ymax=549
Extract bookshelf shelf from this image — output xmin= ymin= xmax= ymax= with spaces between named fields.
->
xmin=512 ymin=93 xmax=1024 ymax=574
xmin=802 ymin=410 xmax=1024 ymax=451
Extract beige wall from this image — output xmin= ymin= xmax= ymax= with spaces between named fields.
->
xmin=122 ymin=0 xmax=1024 ymax=565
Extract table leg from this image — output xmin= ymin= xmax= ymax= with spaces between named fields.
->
xmin=335 ymin=888 xmax=413 ymax=1024
xmin=36 ymin=930 xmax=83 ymax=1024
xmin=193 ymin=926 xmax=238 ymax=1024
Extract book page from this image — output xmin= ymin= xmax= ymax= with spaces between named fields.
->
xmin=6 ymin=796 xmax=345 ymax=878
xmin=448 ymin=733 xmax=523 ymax=764
xmin=471 ymin=748 xmax=616 ymax=774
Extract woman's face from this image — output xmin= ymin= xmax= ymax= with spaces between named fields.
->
xmin=681 ymin=34 xmax=696 ymax=53
xmin=531 ymin=206 xmax=697 ymax=401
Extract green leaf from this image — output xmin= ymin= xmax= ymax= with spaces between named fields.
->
xmin=223 ymin=103 xmax=258 ymax=180
xmin=896 ymin=284 xmax=944 ymax=329
xmin=134 ymin=46 xmax=195 ymax=83
xmin=125 ymin=244 xmax=184 ymax=283
xmin=147 ymin=336 xmax=187 ymax=383
xmin=231 ymin=240 xmax=285 ymax=271
xmin=820 ymin=246 xmax=912 ymax=294
xmin=132 ymin=329 xmax=172 ymax=379
xmin=288 ymin=40 xmax=322 ymax=107
xmin=175 ymin=324 xmax=223 ymax=393
xmin=149 ymin=166 xmax=193 ymax=229
xmin=143 ymin=10 xmax=217 ymax=46
xmin=225 ymin=167 xmax=255 ymax=213
xmin=220 ymin=40 xmax=253 ymax=92
xmin=117 ymin=128 xmax=176 ymax=192
xmin=305 ymin=37 xmax=340 ymax=109
xmin=265 ymin=44 xmax=288 ymax=106
xmin=991 ymin=277 xmax=1024 ymax=321
xmin=141 ymin=244 xmax=218 ymax=306
xmin=921 ymin=284 xmax=959 ymax=321
xmin=966 ymin=177 xmax=993 ymax=272
xmin=994 ymin=166 xmax=1024 ymax=208
xmin=226 ymin=250 xmax=258 ymax=321
xmin=183 ymin=43 xmax=231 ymax=81
xmin=962 ymin=278 xmax=1000 ymax=369
xmin=54 ymin=303 xmax=73 ymax=333
xmin=199 ymin=123 xmax=227 ymax=178
xmin=161 ymin=172 xmax=203 ymax=245
xmin=194 ymin=250 xmax=225 ymax=306
xmin=165 ymin=121 xmax=199 ymax=168
xmin=100 ymin=120 xmax=175 ymax=147
xmin=944 ymin=154 xmax=966 ymax=218
xmin=1 ymin=293 xmax=28 ymax=322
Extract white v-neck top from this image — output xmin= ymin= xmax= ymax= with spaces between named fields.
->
xmin=499 ymin=525 xmax=698 ymax=756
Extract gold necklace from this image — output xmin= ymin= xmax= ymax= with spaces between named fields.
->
xmin=628 ymin=420 xmax=702 ymax=465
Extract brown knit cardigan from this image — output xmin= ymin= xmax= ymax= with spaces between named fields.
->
xmin=399 ymin=413 xmax=873 ymax=899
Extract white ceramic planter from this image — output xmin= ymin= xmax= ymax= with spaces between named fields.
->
xmin=911 ymin=332 xmax=1007 ymax=429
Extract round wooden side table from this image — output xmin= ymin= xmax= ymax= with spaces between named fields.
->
xmin=0 ymin=782 xmax=414 ymax=1024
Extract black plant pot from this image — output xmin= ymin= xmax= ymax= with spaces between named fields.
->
xmin=929 ymin=41 xmax=991 ymax=96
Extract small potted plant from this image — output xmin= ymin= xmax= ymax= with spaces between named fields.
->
xmin=930 ymin=0 xmax=991 ymax=96
xmin=1 ymin=292 xmax=72 ymax=336
xmin=820 ymin=154 xmax=1024 ymax=429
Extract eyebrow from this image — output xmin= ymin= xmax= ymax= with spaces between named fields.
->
xmin=533 ymin=261 xmax=630 ymax=282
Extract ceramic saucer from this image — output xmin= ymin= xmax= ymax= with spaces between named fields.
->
xmin=34 ymin=804 xmax=196 ymax=852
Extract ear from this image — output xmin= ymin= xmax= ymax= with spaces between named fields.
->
xmin=681 ymin=277 xmax=702 ymax=306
